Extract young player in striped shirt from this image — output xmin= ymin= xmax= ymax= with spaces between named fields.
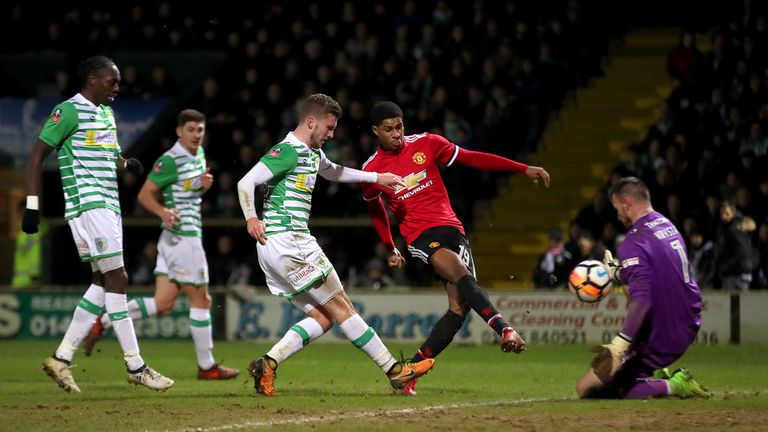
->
xmin=82 ymin=109 xmax=239 ymax=380
xmin=237 ymin=94 xmax=435 ymax=396
xmin=23 ymin=56 xmax=173 ymax=393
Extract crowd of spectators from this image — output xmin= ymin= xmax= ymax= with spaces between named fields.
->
xmin=5 ymin=0 xmax=613 ymax=287
xmin=535 ymin=2 xmax=768 ymax=291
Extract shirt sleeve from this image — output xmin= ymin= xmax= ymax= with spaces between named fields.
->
xmin=237 ymin=162 xmax=275 ymax=220
xmin=619 ymin=242 xmax=652 ymax=304
xmin=429 ymin=133 xmax=460 ymax=166
xmin=259 ymin=143 xmax=298 ymax=177
xmin=360 ymin=161 xmax=382 ymax=200
xmin=147 ymin=155 xmax=178 ymax=190
xmin=361 ymin=182 xmax=381 ymax=201
xmin=318 ymin=150 xmax=378 ymax=183
xmin=38 ymin=102 xmax=78 ymax=148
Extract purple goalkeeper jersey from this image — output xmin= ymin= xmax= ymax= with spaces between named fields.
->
xmin=618 ymin=211 xmax=702 ymax=367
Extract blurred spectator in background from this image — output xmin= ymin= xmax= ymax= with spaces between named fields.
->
xmin=573 ymin=229 xmax=606 ymax=263
xmin=575 ymin=189 xmax=616 ymax=240
xmin=667 ymin=30 xmax=707 ymax=101
xmin=131 ymin=241 xmax=159 ymax=286
xmin=354 ymin=242 xmax=396 ymax=290
xmin=755 ymin=221 xmax=768 ymax=289
xmin=688 ymin=229 xmax=716 ymax=289
xmin=209 ymin=235 xmax=241 ymax=286
xmin=532 ymin=229 xmax=573 ymax=289
xmin=716 ymin=200 xmax=754 ymax=290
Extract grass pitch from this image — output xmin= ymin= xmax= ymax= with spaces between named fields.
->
xmin=1 ymin=340 xmax=766 ymax=431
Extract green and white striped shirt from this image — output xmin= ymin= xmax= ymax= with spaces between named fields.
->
xmin=39 ymin=93 xmax=120 ymax=220
xmin=260 ymin=133 xmax=331 ymax=236
xmin=147 ymin=141 xmax=206 ymax=237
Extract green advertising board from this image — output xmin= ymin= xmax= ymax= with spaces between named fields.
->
xmin=0 ymin=292 xmax=208 ymax=339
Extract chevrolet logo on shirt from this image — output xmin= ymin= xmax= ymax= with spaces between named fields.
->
xmin=394 ymin=170 xmax=427 ymax=194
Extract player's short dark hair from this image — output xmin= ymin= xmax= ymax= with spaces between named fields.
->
xmin=298 ymin=93 xmax=342 ymax=121
xmin=370 ymin=101 xmax=403 ymax=125
xmin=177 ymin=109 xmax=206 ymax=126
xmin=76 ymin=56 xmax=116 ymax=89
xmin=609 ymin=176 xmax=651 ymax=202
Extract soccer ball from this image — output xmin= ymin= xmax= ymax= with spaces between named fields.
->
xmin=568 ymin=260 xmax=612 ymax=303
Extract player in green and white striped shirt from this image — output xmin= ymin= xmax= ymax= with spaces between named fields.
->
xmin=83 ymin=109 xmax=239 ymax=380
xmin=23 ymin=56 xmax=173 ymax=393
xmin=237 ymin=93 xmax=435 ymax=396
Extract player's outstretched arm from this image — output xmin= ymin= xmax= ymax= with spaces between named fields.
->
xmin=375 ymin=172 xmax=405 ymax=189
xmin=524 ymin=165 xmax=551 ymax=188
xmin=453 ymin=148 xmax=551 ymax=187
xmin=318 ymin=157 xmax=404 ymax=188
xmin=22 ymin=139 xmax=55 ymax=234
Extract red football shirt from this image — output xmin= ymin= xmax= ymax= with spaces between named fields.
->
xmin=362 ymin=132 xmax=464 ymax=246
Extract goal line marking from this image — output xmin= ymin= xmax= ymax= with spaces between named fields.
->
xmin=167 ymin=396 xmax=574 ymax=432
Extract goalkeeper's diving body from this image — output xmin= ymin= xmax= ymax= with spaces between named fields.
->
xmin=577 ymin=177 xmax=711 ymax=399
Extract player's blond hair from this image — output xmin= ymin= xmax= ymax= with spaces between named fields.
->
xmin=298 ymin=93 xmax=342 ymax=121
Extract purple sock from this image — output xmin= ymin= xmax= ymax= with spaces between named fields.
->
xmin=625 ymin=379 xmax=670 ymax=399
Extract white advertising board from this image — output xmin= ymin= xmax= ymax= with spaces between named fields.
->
xmin=226 ymin=291 xmax=732 ymax=345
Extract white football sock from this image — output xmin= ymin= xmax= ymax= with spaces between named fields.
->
xmin=105 ymin=292 xmax=144 ymax=371
xmin=102 ymin=297 xmax=156 ymax=329
xmin=190 ymin=308 xmax=215 ymax=370
xmin=55 ymin=284 xmax=105 ymax=362
xmin=266 ymin=317 xmax=325 ymax=365
xmin=339 ymin=314 xmax=396 ymax=373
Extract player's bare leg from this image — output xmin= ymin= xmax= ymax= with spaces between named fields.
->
xmin=431 ymin=249 xmax=525 ymax=353
xmin=576 ymin=368 xmax=606 ymax=398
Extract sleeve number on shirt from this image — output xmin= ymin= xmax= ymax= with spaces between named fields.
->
xmin=670 ymin=239 xmax=691 ymax=283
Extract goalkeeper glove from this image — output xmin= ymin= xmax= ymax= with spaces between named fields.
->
xmin=125 ymin=158 xmax=144 ymax=176
xmin=590 ymin=333 xmax=631 ymax=377
xmin=603 ymin=250 xmax=623 ymax=284
xmin=21 ymin=196 xmax=40 ymax=234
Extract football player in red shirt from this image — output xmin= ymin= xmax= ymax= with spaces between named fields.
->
xmin=362 ymin=101 xmax=551 ymax=395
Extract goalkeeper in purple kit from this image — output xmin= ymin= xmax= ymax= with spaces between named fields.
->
xmin=576 ymin=177 xmax=711 ymax=399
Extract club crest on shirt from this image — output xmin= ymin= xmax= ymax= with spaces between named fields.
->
xmin=269 ymin=146 xmax=283 ymax=157
xmin=412 ymin=152 xmax=426 ymax=165
xmin=429 ymin=241 xmax=440 ymax=248
xmin=52 ymin=108 xmax=62 ymax=123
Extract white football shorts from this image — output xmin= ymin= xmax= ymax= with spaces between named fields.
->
xmin=67 ymin=208 xmax=124 ymax=271
xmin=256 ymin=231 xmax=339 ymax=311
xmin=154 ymin=230 xmax=209 ymax=286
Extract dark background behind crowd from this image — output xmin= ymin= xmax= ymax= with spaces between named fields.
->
xmin=534 ymin=1 xmax=768 ymax=291
xmin=2 ymin=0 xmax=764 ymax=290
